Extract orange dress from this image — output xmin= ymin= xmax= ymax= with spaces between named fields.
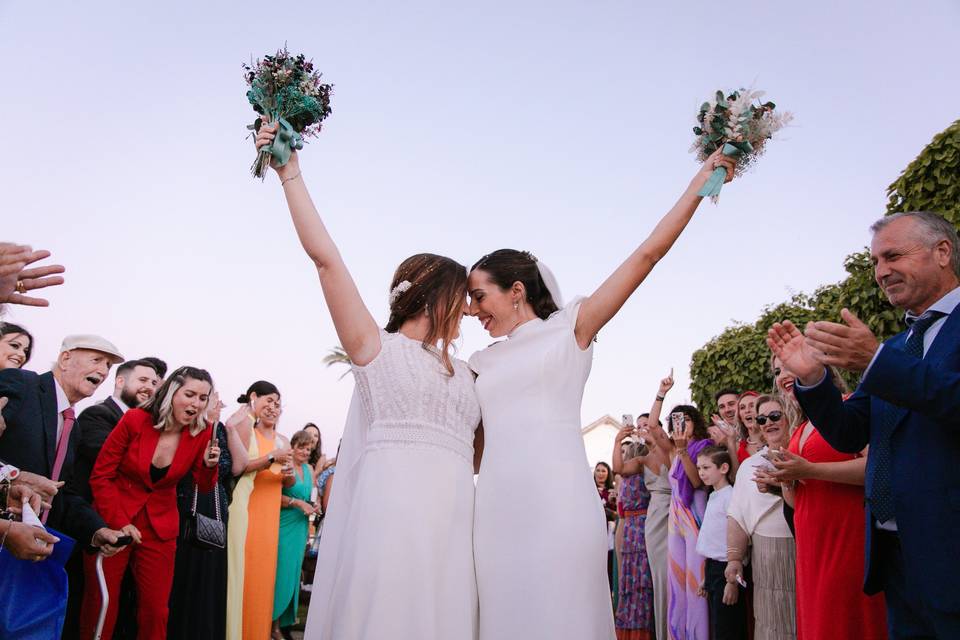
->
xmin=226 ymin=429 xmax=284 ymax=639
xmin=788 ymin=422 xmax=887 ymax=640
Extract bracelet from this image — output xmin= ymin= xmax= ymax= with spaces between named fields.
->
xmin=281 ymin=170 xmax=302 ymax=186
xmin=656 ymin=395 xmax=665 ymax=402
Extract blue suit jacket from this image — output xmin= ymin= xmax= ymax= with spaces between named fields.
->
xmin=794 ymin=307 xmax=960 ymax=613
xmin=0 ymin=369 xmax=105 ymax=545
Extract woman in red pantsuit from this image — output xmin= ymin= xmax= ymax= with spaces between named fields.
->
xmin=81 ymin=366 xmax=220 ymax=640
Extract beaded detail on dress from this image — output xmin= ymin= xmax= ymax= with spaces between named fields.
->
xmin=352 ymin=331 xmax=480 ymax=464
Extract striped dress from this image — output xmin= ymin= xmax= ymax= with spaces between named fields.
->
xmin=226 ymin=429 xmax=284 ymax=640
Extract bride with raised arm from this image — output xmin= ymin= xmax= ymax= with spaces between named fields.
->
xmin=253 ymin=123 xmax=481 ymax=640
xmin=466 ymin=148 xmax=737 ymax=639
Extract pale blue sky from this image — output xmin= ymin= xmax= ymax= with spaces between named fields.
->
xmin=4 ymin=0 xmax=958 ymax=447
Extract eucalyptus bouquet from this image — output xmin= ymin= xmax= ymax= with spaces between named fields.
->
xmin=244 ymin=47 xmax=333 ymax=178
xmin=691 ymin=89 xmax=792 ymax=200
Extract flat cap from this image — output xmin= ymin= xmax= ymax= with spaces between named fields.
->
xmin=59 ymin=334 xmax=124 ymax=364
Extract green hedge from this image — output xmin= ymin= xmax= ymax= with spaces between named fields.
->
xmin=689 ymin=118 xmax=960 ymax=411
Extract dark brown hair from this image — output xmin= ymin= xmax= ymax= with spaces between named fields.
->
xmin=669 ymin=404 xmax=710 ymax=442
xmin=385 ymin=253 xmax=468 ymax=375
xmin=470 ymin=249 xmax=559 ymax=319
xmin=696 ymin=445 xmax=734 ymax=483
xmin=0 ymin=322 xmax=33 ymax=366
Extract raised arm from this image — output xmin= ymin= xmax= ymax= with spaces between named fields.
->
xmin=256 ymin=124 xmax=380 ymax=366
xmin=574 ymin=149 xmax=737 ymax=348
xmin=612 ymin=425 xmax=645 ymax=477
xmin=643 ymin=371 xmax=676 ymax=459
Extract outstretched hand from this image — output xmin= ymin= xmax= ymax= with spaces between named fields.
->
xmin=254 ymin=120 xmax=300 ymax=180
xmin=766 ymin=320 xmax=824 ymax=385
xmin=0 ymin=243 xmax=66 ymax=307
xmin=803 ymin=309 xmax=879 ymax=372
xmin=696 ymin=147 xmax=738 ymax=185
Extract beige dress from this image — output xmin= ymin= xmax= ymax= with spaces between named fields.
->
xmin=643 ymin=464 xmax=671 ymax=640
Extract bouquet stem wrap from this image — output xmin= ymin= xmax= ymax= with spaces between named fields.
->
xmin=249 ymin=116 xmax=304 ymax=177
xmin=697 ymin=141 xmax=751 ymax=198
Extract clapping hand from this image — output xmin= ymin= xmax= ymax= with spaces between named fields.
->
xmin=767 ymin=321 xmax=824 ymax=385
xmin=0 ymin=243 xmax=66 ymax=307
xmin=803 ymin=309 xmax=880 ymax=372
xmin=708 ymin=415 xmax=737 ymax=446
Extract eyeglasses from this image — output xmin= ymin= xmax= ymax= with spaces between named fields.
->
xmin=755 ymin=411 xmax=784 ymax=426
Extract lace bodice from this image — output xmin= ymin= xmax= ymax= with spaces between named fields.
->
xmin=352 ymin=331 xmax=480 ymax=464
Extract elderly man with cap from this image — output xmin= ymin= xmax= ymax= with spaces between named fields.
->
xmin=0 ymin=334 xmax=134 ymax=557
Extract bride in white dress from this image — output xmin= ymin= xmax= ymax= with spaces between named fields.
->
xmin=466 ymin=149 xmax=738 ymax=639
xmin=254 ymin=124 xmax=481 ymax=639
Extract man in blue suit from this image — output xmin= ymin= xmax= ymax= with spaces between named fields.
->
xmin=768 ymin=211 xmax=960 ymax=639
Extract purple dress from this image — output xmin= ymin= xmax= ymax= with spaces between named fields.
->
xmin=667 ymin=439 xmax=713 ymax=640
xmin=615 ymin=473 xmax=654 ymax=638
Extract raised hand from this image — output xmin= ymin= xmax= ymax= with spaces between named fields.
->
xmin=804 ymin=309 xmax=880 ymax=372
xmin=206 ymin=392 xmax=224 ymax=425
xmin=226 ymin=403 xmax=255 ymax=431
xmin=0 ymin=243 xmax=66 ymax=307
xmin=696 ymin=147 xmax=738 ymax=185
xmin=766 ymin=320 xmax=823 ymax=385
xmin=658 ymin=369 xmax=675 ymax=397
xmin=255 ymin=120 xmax=300 ymax=180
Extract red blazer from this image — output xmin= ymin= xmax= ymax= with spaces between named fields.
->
xmin=90 ymin=408 xmax=217 ymax=541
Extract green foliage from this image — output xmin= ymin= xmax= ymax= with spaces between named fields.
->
xmin=886 ymin=119 xmax=960 ymax=227
xmin=689 ymin=118 xmax=960 ymax=410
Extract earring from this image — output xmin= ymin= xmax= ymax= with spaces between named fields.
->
xmin=513 ymin=301 xmax=519 ymax=310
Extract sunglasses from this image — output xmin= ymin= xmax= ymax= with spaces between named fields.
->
xmin=755 ymin=411 xmax=784 ymax=426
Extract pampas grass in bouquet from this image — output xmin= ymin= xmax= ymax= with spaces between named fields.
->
xmin=691 ymin=88 xmax=792 ymax=200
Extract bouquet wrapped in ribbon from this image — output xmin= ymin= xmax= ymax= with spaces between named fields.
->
xmin=691 ymin=89 xmax=791 ymax=200
xmin=244 ymin=47 xmax=333 ymax=178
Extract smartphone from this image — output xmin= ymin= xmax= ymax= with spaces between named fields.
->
xmin=761 ymin=448 xmax=784 ymax=463
xmin=622 ymin=414 xmax=635 ymax=428
xmin=670 ymin=412 xmax=685 ymax=435
xmin=111 ymin=535 xmax=133 ymax=548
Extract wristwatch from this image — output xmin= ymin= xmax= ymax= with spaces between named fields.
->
xmin=268 ymin=453 xmax=275 ymax=464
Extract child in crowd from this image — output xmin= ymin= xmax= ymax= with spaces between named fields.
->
xmin=695 ymin=446 xmax=747 ymax=640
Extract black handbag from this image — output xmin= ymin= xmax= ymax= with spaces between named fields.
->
xmin=183 ymin=482 xmax=226 ymax=550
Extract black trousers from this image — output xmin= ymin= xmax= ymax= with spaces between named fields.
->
xmin=704 ymin=558 xmax=748 ymax=640
xmin=875 ymin=529 xmax=960 ymax=639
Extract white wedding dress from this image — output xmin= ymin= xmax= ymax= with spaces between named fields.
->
xmin=305 ymin=331 xmax=481 ymax=640
xmin=469 ymin=298 xmax=615 ymax=639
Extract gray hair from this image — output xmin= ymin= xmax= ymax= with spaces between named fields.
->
xmin=870 ymin=211 xmax=960 ymax=276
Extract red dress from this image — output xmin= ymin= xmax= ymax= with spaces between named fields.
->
xmin=788 ymin=421 xmax=887 ymax=640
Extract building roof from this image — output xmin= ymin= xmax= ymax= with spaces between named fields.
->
xmin=581 ymin=414 xmax=622 ymax=435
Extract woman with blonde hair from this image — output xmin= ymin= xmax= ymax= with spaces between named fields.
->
xmin=80 ymin=366 xmax=221 ymax=640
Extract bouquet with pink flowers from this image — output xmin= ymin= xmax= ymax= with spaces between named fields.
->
xmin=244 ymin=46 xmax=333 ymax=178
